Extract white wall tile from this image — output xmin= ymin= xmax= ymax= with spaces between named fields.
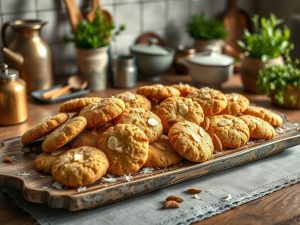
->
xmin=2 ymin=12 xmax=38 ymax=23
xmin=115 ymin=33 xmax=138 ymax=55
xmin=102 ymin=0 xmax=114 ymax=5
xmin=165 ymin=26 xmax=192 ymax=48
xmin=167 ymin=0 xmax=190 ymax=27
xmin=190 ymin=0 xmax=211 ymax=16
xmin=36 ymin=0 xmax=64 ymax=11
xmin=143 ymin=0 xmax=167 ymax=30
xmin=114 ymin=0 xmax=138 ymax=3
xmin=1 ymin=0 xmax=36 ymax=14
xmin=115 ymin=3 xmax=140 ymax=34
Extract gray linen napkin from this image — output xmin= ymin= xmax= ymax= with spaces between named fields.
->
xmin=3 ymin=146 xmax=300 ymax=225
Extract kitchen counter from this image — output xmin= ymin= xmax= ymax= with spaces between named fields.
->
xmin=1 ymin=74 xmax=300 ymax=225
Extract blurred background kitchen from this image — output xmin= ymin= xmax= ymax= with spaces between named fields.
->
xmin=0 ymin=0 xmax=299 ymax=79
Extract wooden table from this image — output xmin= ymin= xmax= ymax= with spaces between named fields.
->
xmin=1 ymin=74 xmax=300 ymax=225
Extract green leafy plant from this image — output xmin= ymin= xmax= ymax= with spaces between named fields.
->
xmin=258 ymin=60 xmax=300 ymax=105
xmin=68 ymin=10 xmax=125 ymax=48
xmin=187 ymin=14 xmax=227 ymax=40
xmin=238 ymin=14 xmax=293 ymax=61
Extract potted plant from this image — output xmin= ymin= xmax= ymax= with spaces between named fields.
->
xmin=69 ymin=10 xmax=124 ymax=91
xmin=258 ymin=60 xmax=300 ymax=109
xmin=187 ymin=14 xmax=227 ymax=53
xmin=238 ymin=14 xmax=293 ymax=94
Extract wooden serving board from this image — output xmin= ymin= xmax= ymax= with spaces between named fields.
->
xmin=1 ymin=121 xmax=300 ymax=211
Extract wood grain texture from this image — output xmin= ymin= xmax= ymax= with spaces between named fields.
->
xmin=1 ymin=74 xmax=300 ymax=224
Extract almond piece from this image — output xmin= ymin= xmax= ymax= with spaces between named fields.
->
xmin=148 ymin=117 xmax=159 ymax=127
xmin=211 ymin=134 xmax=223 ymax=152
xmin=178 ymin=103 xmax=189 ymax=116
xmin=123 ymin=93 xmax=136 ymax=101
xmin=202 ymin=117 xmax=210 ymax=131
xmin=73 ymin=153 xmax=83 ymax=162
xmin=107 ymin=136 xmax=118 ymax=150
xmin=198 ymin=127 xmax=206 ymax=137
xmin=164 ymin=200 xmax=180 ymax=209
xmin=191 ymin=132 xmax=201 ymax=143
xmin=186 ymin=188 xmax=202 ymax=194
xmin=166 ymin=195 xmax=184 ymax=203
xmin=218 ymin=119 xmax=232 ymax=127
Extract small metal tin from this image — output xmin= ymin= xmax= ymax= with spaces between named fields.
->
xmin=0 ymin=63 xmax=28 ymax=125
xmin=113 ymin=55 xmax=137 ymax=88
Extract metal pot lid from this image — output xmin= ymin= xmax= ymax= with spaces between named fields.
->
xmin=130 ymin=38 xmax=171 ymax=56
xmin=0 ymin=63 xmax=18 ymax=80
xmin=187 ymin=51 xmax=234 ymax=67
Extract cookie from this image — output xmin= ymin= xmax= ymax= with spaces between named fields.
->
xmin=115 ymin=108 xmax=163 ymax=143
xmin=243 ymin=106 xmax=283 ymax=127
xmin=220 ymin=93 xmax=250 ymax=115
xmin=115 ymin=92 xmax=151 ymax=110
xmin=136 ymin=84 xmax=180 ymax=100
xmin=42 ymin=116 xmax=87 ymax=153
xmin=144 ymin=135 xmax=182 ymax=169
xmin=71 ymin=123 xmax=113 ymax=148
xmin=59 ymin=97 xmax=102 ymax=113
xmin=207 ymin=115 xmax=250 ymax=149
xmin=239 ymin=115 xmax=276 ymax=140
xmin=79 ymin=97 xmax=125 ymax=128
xmin=98 ymin=124 xmax=149 ymax=176
xmin=51 ymin=146 xmax=109 ymax=187
xmin=172 ymin=83 xmax=198 ymax=97
xmin=33 ymin=148 xmax=68 ymax=173
xmin=156 ymin=96 xmax=204 ymax=132
xmin=21 ymin=113 xmax=69 ymax=145
xmin=187 ymin=87 xmax=227 ymax=116
xmin=168 ymin=121 xmax=214 ymax=162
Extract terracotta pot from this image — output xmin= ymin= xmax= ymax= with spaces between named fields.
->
xmin=193 ymin=39 xmax=224 ymax=53
xmin=240 ymin=56 xmax=284 ymax=94
xmin=77 ymin=47 xmax=108 ymax=91
xmin=271 ymin=85 xmax=300 ymax=109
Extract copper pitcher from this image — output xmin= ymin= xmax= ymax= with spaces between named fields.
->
xmin=1 ymin=19 xmax=53 ymax=92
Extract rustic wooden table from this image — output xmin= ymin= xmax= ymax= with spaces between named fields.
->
xmin=1 ymin=74 xmax=300 ymax=225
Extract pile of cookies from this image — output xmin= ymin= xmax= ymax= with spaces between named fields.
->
xmin=21 ymin=84 xmax=283 ymax=188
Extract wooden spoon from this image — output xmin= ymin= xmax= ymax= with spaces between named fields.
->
xmin=42 ymin=75 xmax=88 ymax=100
xmin=64 ymin=0 xmax=83 ymax=32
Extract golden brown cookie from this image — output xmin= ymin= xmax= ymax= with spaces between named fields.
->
xmin=243 ymin=106 xmax=283 ymax=127
xmin=220 ymin=93 xmax=250 ymax=115
xmin=98 ymin=124 xmax=149 ymax=176
xmin=115 ymin=108 xmax=163 ymax=143
xmin=172 ymin=83 xmax=198 ymax=97
xmin=187 ymin=87 xmax=227 ymax=116
xmin=21 ymin=113 xmax=69 ymax=145
xmin=207 ymin=115 xmax=250 ymax=149
xmin=42 ymin=116 xmax=87 ymax=153
xmin=51 ymin=146 xmax=109 ymax=187
xmin=79 ymin=97 xmax=125 ymax=128
xmin=34 ymin=148 xmax=68 ymax=174
xmin=156 ymin=96 xmax=204 ymax=132
xmin=168 ymin=121 xmax=214 ymax=162
xmin=59 ymin=97 xmax=102 ymax=113
xmin=71 ymin=123 xmax=113 ymax=148
xmin=239 ymin=115 xmax=276 ymax=140
xmin=136 ymin=84 xmax=180 ymax=100
xmin=115 ymin=92 xmax=151 ymax=110
xmin=144 ymin=135 xmax=182 ymax=168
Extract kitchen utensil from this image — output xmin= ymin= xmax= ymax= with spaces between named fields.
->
xmin=130 ymin=38 xmax=175 ymax=81
xmin=0 ymin=63 xmax=27 ymax=125
xmin=42 ymin=75 xmax=88 ymax=99
xmin=1 ymin=19 xmax=53 ymax=92
xmin=113 ymin=55 xmax=137 ymax=88
xmin=221 ymin=0 xmax=251 ymax=58
xmin=0 ymin=118 xmax=299 ymax=210
xmin=173 ymin=45 xmax=196 ymax=75
xmin=181 ymin=50 xmax=234 ymax=87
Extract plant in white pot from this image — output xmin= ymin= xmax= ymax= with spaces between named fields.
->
xmin=258 ymin=59 xmax=300 ymax=109
xmin=187 ymin=14 xmax=228 ymax=53
xmin=69 ymin=10 xmax=124 ymax=91
xmin=238 ymin=14 xmax=293 ymax=94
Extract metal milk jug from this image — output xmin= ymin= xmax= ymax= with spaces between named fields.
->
xmin=1 ymin=19 xmax=53 ymax=92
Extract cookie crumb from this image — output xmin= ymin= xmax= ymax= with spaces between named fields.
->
xmin=193 ymin=194 xmax=200 ymax=200
xmin=186 ymin=188 xmax=202 ymax=194
xmin=17 ymin=172 xmax=30 ymax=176
xmin=52 ymin=181 xmax=64 ymax=190
xmin=166 ymin=195 xmax=183 ymax=203
xmin=164 ymin=200 xmax=180 ymax=209
xmin=77 ymin=186 xmax=87 ymax=192
xmin=223 ymin=193 xmax=232 ymax=201
xmin=3 ymin=156 xmax=12 ymax=163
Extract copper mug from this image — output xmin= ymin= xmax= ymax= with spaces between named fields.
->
xmin=1 ymin=19 xmax=53 ymax=92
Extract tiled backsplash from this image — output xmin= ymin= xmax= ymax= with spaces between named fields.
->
xmin=0 ymin=0 xmax=254 ymax=78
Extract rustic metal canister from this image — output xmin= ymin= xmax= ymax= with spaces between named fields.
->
xmin=0 ymin=63 xmax=28 ymax=125
xmin=113 ymin=55 xmax=137 ymax=88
